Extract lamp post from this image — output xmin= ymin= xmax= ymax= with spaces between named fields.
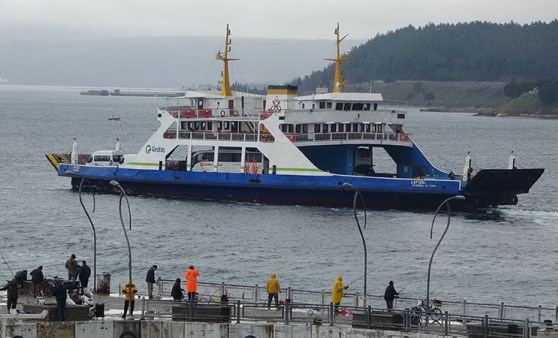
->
xmin=426 ymin=195 xmax=465 ymax=322
xmin=342 ymin=182 xmax=367 ymax=299
xmin=110 ymin=180 xmax=133 ymax=287
xmin=78 ymin=178 xmax=97 ymax=292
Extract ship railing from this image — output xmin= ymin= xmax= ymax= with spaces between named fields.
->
xmin=162 ymin=107 xmax=259 ymax=119
xmin=167 ymin=128 xmax=408 ymax=144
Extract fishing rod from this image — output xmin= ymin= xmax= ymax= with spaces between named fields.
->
xmin=397 ymin=279 xmax=413 ymax=294
xmin=346 ymin=263 xmax=386 ymax=287
xmin=0 ymin=249 xmax=15 ymax=279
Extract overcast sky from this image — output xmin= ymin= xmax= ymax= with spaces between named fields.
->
xmin=1 ymin=0 xmax=556 ymax=40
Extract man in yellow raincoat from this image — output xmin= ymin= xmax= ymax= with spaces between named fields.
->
xmin=122 ymin=281 xmax=138 ymax=319
xmin=331 ymin=275 xmax=348 ymax=313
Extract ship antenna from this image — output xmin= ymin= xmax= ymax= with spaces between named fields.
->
xmin=215 ymin=24 xmax=239 ymax=97
xmin=325 ymin=23 xmax=350 ymax=93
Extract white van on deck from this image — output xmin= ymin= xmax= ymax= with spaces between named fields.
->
xmin=86 ymin=150 xmax=125 ymax=166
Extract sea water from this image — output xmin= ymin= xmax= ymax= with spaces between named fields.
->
xmin=0 ymin=85 xmax=557 ymax=308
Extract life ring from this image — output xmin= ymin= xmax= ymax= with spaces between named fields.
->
xmin=220 ymin=110 xmax=226 ymax=117
xmin=232 ymin=110 xmax=239 ymax=116
xmin=261 ymin=135 xmax=267 ymax=141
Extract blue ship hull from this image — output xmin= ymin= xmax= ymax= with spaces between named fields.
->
xmin=58 ymin=164 xmax=472 ymax=211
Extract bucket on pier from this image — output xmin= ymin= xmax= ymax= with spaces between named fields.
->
xmin=96 ymin=272 xmax=111 ymax=294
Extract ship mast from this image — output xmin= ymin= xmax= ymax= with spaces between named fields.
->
xmin=215 ymin=24 xmax=238 ymax=97
xmin=325 ymin=23 xmax=351 ymax=93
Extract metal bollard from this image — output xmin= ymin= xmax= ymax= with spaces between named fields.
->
xmin=141 ymin=296 xmax=146 ymax=320
xmin=367 ymin=305 xmax=372 ymax=329
xmin=524 ymin=318 xmax=530 ymax=338
xmin=285 ymin=299 xmax=290 ymax=324
xmin=444 ymin=311 xmax=449 ymax=335
xmin=329 ymin=302 xmax=334 ymax=325
xmin=236 ymin=300 xmax=241 ymax=324
xmin=254 ymin=284 xmax=258 ymax=304
xmin=404 ymin=308 xmax=410 ymax=331
xmin=499 ymin=302 xmax=504 ymax=319
xmin=483 ymin=314 xmax=489 ymax=338
xmin=538 ymin=305 xmax=542 ymax=323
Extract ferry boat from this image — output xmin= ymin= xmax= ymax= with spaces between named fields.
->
xmin=46 ymin=25 xmax=543 ymax=211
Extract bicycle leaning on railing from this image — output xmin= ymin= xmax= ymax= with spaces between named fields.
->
xmin=411 ymin=299 xmax=443 ymax=326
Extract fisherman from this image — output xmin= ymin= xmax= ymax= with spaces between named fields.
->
xmin=145 ymin=265 xmax=158 ymax=299
xmin=384 ymin=281 xmax=400 ymax=311
xmin=0 ymin=278 xmax=20 ymax=311
xmin=65 ymin=254 xmax=78 ymax=280
xmin=185 ymin=265 xmax=200 ymax=301
xmin=30 ymin=266 xmax=44 ymax=297
xmin=122 ymin=281 xmax=138 ymax=319
xmin=53 ymin=279 xmax=67 ymax=321
xmin=14 ymin=269 xmax=27 ymax=287
xmin=171 ymin=278 xmax=184 ymax=301
xmin=331 ymin=275 xmax=348 ymax=313
xmin=79 ymin=260 xmax=91 ymax=292
xmin=266 ymin=273 xmax=281 ymax=309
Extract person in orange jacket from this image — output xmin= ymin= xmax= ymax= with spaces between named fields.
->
xmin=122 ymin=281 xmax=138 ymax=319
xmin=185 ymin=265 xmax=200 ymax=300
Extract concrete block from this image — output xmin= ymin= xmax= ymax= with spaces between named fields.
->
xmin=2 ymin=322 xmax=37 ymax=338
xmin=141 ymin=320 xmax=186 ymax=337
xmin=113 ymin=320 xmax=141 ymax=338
xmin=184 ymin=322 xmax=227 ymax=338
xmin=76 ymin=320 xmax=114 ymax=338
xmin=229 ymin=323 xmax=274 ymax=338
xmin=36 ymin=321 xmax=75 ymax=338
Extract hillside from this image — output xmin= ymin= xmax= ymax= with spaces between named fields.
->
xmin=295 ymin=21 xmax=558 ymax=115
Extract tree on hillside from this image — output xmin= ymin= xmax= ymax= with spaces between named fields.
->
xmin=296 ymin=20 xmax=558 ymax=92
xmin=539 ymin=81 xmax=558 ymax=106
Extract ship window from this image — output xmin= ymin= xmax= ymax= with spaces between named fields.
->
xmin=365 ymin=103 xmax=371 ymax=111
xmin=295 ymin=124 xmax=301 ymax=133
xmin=302 ymin=124 xmax=308 ymax=133
xmin=223 ymin=121 xmax=230 ymax=130
xmin=331 ymin=124 xmax=337 ymax=132
xmin=327 ymin=102 xmax=332 ymax=108
xmin=323 ymin=124 xmax=329 ymax=133
xmin=372 ymin=124 xmax=377 ymax=133
xmin=339 ymin=124 xmax=344 ymax=132
xmin=374 ymin=103 xmax=378 ymax=111
xmin=365 ymin=124 xmax=371 ymax=132
xmin=280 ymin=124 xmax=286 ymax=132
xmin=207 ymin=122 xmax=213 ymax=130
xmin=288 ymin=124 xmax=294 ymax=133
xmin=398 ymin=114 xmax=405 ymax=119
xmin=319 ymin=101 xmax=326 ymax=109
xmin=343 ymin=103 xmax=351 ymax=111
xmin=314 ymin=124 xmax=321 ymax=133
xmin=302 ymin=103 xmax=305 ymax=109
xmin=335 ymin=103 xmax=343 ymax=110
xmin=352 ymin=103 xmax=364 ymax=110
xmin=353 ymin=123 xmax=359 ymax=131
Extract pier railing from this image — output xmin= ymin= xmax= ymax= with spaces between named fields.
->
xmin=153 ymin=280 xmax=558 ymax=326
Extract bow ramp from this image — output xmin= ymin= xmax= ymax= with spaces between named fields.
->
xmin=463 ymin=168 xmax=544 ymax=207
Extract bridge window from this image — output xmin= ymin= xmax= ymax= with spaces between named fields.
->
xmin=365 ymin=103 xmax=371 ymax=111
xmin=314 ymin=124 xmax=321 ymax=133
xmin=338 ymin=124 xmax=344 ymax=132
xmin=319 ymin=102 xmax=326 ymax=109
xmin=323 ymin=124 xmax=329 ymax=133
xmin=343 ymin=103 xmax=351 ymax=111
xmin=352 ymin=103 xmax=364 ymax=110
xmin=331 ymin=124 xmax=337 ymax=132
xmin=327 ymin=102 xmax=332 ymax=108
xmin=335 ymin=103 xmax=343 ymax=110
